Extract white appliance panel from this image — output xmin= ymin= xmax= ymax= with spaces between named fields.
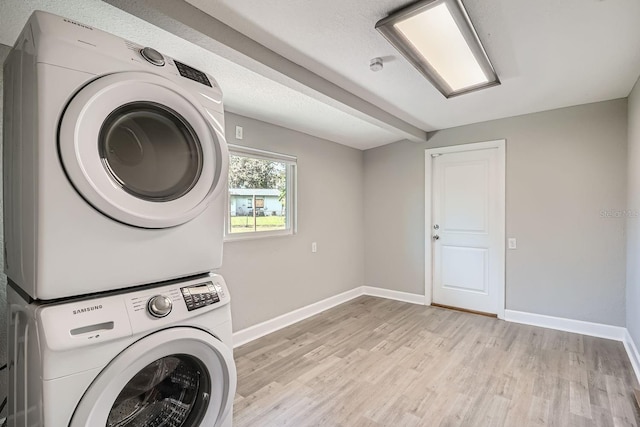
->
xmin=3 ymin=11 xmax=229 ymax=299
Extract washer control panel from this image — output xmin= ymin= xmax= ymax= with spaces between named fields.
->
xmin=181 ymin=281 xmax=225 ymax=311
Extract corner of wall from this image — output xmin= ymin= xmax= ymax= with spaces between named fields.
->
xmin=0 ymin=46 xmax=8 ymax=418
xmin=627 ymin=75 xmax=640 ymax=369
xmin=624 ymin=329 xmax=640 ymax=385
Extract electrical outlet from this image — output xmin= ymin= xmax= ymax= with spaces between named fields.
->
xmin=311 ymin=242 xmax=317 ymax=253
xmin=235 ymin=126 xmax=243 ymax=140
xmin=508 ymin=238 xmax=517 ymax=249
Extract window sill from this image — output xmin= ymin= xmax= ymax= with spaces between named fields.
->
xmin=224 ymin=229 xmax=294 ymax=243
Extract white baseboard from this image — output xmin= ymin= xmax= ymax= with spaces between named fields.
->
xmin=504 ymin=309 xmax=627 ymax=341
xmin=232 ymin=292 xmax=640 ymax=386
xmin=232 ymin=287 xmax=364 ymax=347
xmin=496 ymin=310 xmax=640 ymax=385
xmin=624 ymin=330 xmax=640 ymax=385
xmin=363 ymin=286 xmax=425 ymax=305
xmin=232 ymin=286 xmax=425 ymax=347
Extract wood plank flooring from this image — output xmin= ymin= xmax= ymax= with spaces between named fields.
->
xmin=233 ymin=296 xmax=640 ymax=426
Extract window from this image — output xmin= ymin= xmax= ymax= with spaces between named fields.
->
xmin=226 ymin=145 xmax=296 ymax=239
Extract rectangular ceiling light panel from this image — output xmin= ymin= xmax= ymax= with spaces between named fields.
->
xmin=376 ymin=0 xmax=499 ymax=98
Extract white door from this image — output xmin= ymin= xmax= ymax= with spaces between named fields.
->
xmin=426 ymin=141 xmax=505 ymax=316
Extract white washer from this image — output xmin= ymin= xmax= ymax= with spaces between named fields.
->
xmin=7 ymin=273 xmax=236 ymax=427
xmin=3 ymin=11 xmax=230 ymax=300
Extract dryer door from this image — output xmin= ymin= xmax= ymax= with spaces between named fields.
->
xmin=69 ymin=327 xmax=236 ymax=427
xmin=59 ymin=72 xmax=229 ymax=229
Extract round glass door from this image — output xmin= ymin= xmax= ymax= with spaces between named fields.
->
xmin=59 ymin=72 xmax=229 ymax=229
xmin=99 ymin=102 xmax=203 ymax=202
xmin=69 ymin=328 xmax=236 ymax=427
xmin=107 ymin=355 xmax=209 ymax=427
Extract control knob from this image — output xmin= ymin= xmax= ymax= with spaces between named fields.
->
xmin=140 ymin=47 xmax=165 ymax=66
xmin=147 ymin=295 xmax=173 ymax=318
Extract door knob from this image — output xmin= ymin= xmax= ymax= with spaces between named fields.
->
xmin=433 ymin=235 xmax=440 ymax=240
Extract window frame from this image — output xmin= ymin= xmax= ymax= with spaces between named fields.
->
xmin=225 ymin=144 xmax=297 ymax=241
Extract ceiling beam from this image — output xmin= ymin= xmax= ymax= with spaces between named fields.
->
xmin=103 ymin=0 xmax=427 ymax=143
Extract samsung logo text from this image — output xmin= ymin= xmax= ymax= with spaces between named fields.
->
xmin=73 ymin=305 xmax=103 ymax=315
xmin=63 ymin=19 xmax=93 ymax=31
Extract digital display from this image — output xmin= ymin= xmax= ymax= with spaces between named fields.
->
xmin=174 ymin=60 xmax=212 ymax=87
xmin=181 ymin=281 xmax=220 ymax=311
xmin=188 ymin=284 xmax=211 ymax=295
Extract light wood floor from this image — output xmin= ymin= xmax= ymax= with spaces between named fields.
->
xmin=233 ymin=296 xmax=640 ymax=426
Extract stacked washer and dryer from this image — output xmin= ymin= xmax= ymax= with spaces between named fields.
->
xmin=4 ymin=11 xmax=236 ymax=427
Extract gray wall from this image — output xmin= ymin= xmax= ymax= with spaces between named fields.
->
xmin=219 ymin=112 xmax=365 ymax=331
xmin=364 ymin=99 xmax=628 ymax=326
xmin=627 ymin=78 xmax=640 ymax=348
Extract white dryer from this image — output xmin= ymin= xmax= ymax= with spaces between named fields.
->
xmin=3 ymin=11 xmax=229 ymax=300
xmin=7 ymin=273 xmax=236 ymax=427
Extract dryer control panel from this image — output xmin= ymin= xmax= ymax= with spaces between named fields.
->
xmin=181 ymin=281 xmax=226 ymax=311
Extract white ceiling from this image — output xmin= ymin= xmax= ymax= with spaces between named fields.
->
xmin=190 ymin=0 xmax=640 ymax=131
xmin=1 ymin=0 xmax=640 ymax=150
xmin=0 ymin=0 xmax=405 ymax=149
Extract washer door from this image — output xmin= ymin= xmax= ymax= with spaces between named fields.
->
xmin=70 ymin=328 xmax=236 ymax=427
xmin=59 ymin=72 xmax=228 ymax=228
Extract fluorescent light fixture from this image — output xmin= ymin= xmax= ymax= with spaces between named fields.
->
xmin=376 ymin=0 xmax=500 ymax=98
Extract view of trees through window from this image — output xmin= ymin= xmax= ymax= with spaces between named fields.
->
xmin=228 ymin=154 xmax=288 ymax=234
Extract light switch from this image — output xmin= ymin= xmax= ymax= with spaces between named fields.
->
xmin=508 ymin=238 xmax=517 ymax=249
xmin=235 ymin=126 xmax=243 ymax=139
xmin=311 ymin=242 xmax=317 ymax=253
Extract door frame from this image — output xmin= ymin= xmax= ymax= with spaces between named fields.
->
xmin=424 ymin=139 xmax=506 ymax=319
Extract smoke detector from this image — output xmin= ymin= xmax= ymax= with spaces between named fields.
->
xmin=370 ymin=57 xmax=384 ymax=72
